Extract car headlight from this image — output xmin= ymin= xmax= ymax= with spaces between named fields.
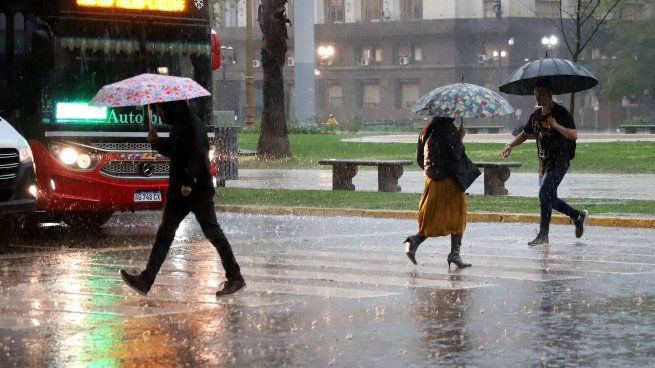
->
xmin=209 ymin=147 xmax=217 ymax=161
xmin=49 ymin=143 xmax=99 ymax=170
xmin=19 ymin=145 xmax=33 ymax=163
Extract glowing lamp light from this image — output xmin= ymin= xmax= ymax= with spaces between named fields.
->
xmin=28 ymin=185 xmax=37 ymax=198
xmin=76 ymin=0 xmax=186 ymax=12
xmin=60 ymin=147 xmax=79 ymax=165
xmin=77 ymin=154 xmax=92 ymax=169
xmin=55 ymin=102 xmax=107 ymax=123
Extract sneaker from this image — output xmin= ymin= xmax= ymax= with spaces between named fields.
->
xmin=574 ymin=210 xmax=588 ymax=238
xmin=119 ymin=269 xmax=152 ymax=296
xmin=216 ymin=279 xmax=247 ymax=297
xmin=528 ymin=233 xmax=549 ymax=246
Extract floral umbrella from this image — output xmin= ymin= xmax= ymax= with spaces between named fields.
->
xmin=90 ymin=73 xmax=211 ymax=108
xmin=411 ymin=82 xmax=514 ymax=119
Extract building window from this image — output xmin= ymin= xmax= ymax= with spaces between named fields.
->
xmin=326 ymin=0 xmax=345 ymax=23
xmin=401 ymin=83 xmax=420 ymax=108
xmin=414 ymin=47 xmax=423 ymax=62
xmin=535 ymin=0 xmax=561 ymax=19
xmin=402 ymin=0 xmax=422 ymax=20
xmin=360 ymin=46 xmax=383 ymax=64
xmin=365 ymin=0 xmax=383 ymax=22
xmin=396 ymin=43 xmax=422 ymax=64
xmin=363 ymin=83 xmax=381 ymax=108
xmin=358 ymin=81 xmax=381 ymax=108
xmin=328 ymin=84 xmax=343 ymax=110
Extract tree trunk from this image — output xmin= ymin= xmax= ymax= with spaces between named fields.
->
xmin=257 ymin=0 xmax=291 ymax=159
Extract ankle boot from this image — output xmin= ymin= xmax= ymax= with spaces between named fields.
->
xmin=404 ymin=234 xmax=426 ymax=265
xmin=447 ymin=234 xmax=472 ymax=269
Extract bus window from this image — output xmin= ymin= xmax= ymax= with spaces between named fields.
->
xmin=14 ymin=13 xmax=25 ymax=55
xmin=0 ymin=14 xmax=6 ymax=55
xmin=47 ymin=37 xmax=211 ymax=126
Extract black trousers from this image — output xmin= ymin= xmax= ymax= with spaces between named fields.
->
xmin=144 ymin=191 xmax=243 ymax=283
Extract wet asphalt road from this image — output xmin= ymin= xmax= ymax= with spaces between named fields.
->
xmin=0 ymin=212 xmax=654 ymax=367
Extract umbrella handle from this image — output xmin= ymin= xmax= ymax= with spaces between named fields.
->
xmin=147 ymin=105 xmax=153 ymax=131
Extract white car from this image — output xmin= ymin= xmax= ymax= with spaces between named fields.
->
xmin=0 ymin=116 xmax=37 ymax=216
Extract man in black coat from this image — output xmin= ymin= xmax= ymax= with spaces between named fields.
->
xmin=502 ymin=79 xmax=588 ymax=245
xmin=120 ymin=100 xmax=246 ymax=297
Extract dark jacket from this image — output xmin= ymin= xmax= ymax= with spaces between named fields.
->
xmin=417 ymin=118 xmax=480 ymax=190
xmin=417 ymin=118 xmax=462 ymax=181
xmin=152 ymin=112 xmax=214 ymax=197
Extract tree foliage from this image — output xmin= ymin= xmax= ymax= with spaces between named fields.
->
xmin=594 ymin=18 xmax=655 ymax=101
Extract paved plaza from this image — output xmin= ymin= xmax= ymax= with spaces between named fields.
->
xmin=1 ymin=212 xmax=654 ymax=367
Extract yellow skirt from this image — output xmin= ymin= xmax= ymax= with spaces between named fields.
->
xmin=417 ymin=176 xmax=467 ymax=237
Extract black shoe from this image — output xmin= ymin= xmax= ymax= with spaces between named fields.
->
xmin=216 ymin=279 xmax=247 ymax=297
xmin=119 ymin=269 xmax=152 ymax=296
xmin=528 ymin=233 xmax=549 ymax=246
xmin=574 ymin=210 xmax=588 ymax=238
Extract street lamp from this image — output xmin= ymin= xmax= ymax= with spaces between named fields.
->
xmin=541 ymin=35 xmax=558 ymax=56
xmin=317 ymin=45 xmax=335 ymax=65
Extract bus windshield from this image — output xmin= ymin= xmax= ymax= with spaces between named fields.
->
xmin=45 ymin=36 xmax=211 ymax=131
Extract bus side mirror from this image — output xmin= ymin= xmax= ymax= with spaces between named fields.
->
xmin=29 ymin=28 xmax=54 ymax=70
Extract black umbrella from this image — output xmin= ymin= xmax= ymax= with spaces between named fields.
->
xmin=499 ymin=58 xmax=598 ymax=95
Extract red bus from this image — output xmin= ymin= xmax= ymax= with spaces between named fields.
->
xmin=0 ymin=0 xmax=221 ymax=228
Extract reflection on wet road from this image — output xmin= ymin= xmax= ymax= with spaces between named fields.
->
xmin=1 ymin=212 xmax=654 ymax=367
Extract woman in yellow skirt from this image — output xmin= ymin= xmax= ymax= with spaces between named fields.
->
xmin=404 ymin=116 xmax=472 ymax=269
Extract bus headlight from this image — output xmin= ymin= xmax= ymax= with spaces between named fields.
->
xmin=77 ymin=154 xmax=92 ymax=169
xmin=60 ymin=147 xmax=78 ymax=165
xmin=49 ymin=143 xmax=99 ymax=170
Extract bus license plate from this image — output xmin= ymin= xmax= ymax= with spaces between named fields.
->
xmin=134 ymin=191 xmax=162 ymax=202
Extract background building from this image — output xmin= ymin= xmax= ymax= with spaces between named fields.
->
xmin=215 ymin=0 xmax=654 ymax=131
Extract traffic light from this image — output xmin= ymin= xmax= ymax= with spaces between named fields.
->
xmin=493 ymin=0 xmax=502 ymax=19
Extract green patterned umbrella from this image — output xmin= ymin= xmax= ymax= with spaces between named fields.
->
xmin=411 ymin=83 xmax=514 ymax=118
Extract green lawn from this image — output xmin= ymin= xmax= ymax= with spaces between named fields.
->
xmin=216 ymin=188 xmax=655 ymax=216
xmin=238 ymin=133 xmax=655 ymax=173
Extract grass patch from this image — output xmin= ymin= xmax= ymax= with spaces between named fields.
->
xmin=238 ymin=133 xmax=655 ymax=174
xmin=216 ymin=188 xmax=655 ymax=216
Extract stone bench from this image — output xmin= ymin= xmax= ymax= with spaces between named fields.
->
xmin=319 ymin=159 xmax=413 ymax=192
xmin=465 ymin=126 xmax=503 ymax=134
xmin=619 ymin=125 xmax=655 ymax=134
xmin=473 ymin=161 xmax=522 ymax=195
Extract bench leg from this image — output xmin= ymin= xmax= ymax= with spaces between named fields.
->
xmin=626 ymin=127 xmax=636 ymax=134
xmin=378 ymin=165 xmax=403 ymax=192
xmin=332 ymin=164 xmax=357 ymax=191
xmin=483 ymin=167 xmax=511 ymax=195
xmin=651 ymin=127 xmax=655 ymax=134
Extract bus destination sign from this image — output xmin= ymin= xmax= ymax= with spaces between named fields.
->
xmin=76 ymin=0 xmax=186 ymax=12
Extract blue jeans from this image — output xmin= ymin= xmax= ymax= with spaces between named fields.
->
xmin=538 ymin=164 xmax=581 ymax=235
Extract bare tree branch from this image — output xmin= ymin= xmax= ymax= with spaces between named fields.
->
xmin=579 ymin=0 xmax=624 ymax=52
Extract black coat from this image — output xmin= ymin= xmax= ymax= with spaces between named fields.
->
xmin=417 ymin=119 xmax=480 ymax=191
xmin=152 ymin=113 xmax=214 ymax=197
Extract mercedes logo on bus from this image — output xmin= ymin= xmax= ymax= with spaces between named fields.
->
xmin=140 ymin=162 xmax=154 ymax=177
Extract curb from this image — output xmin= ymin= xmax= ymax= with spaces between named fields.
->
xmin=215 ymin=205 xmax=655 ymax=229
